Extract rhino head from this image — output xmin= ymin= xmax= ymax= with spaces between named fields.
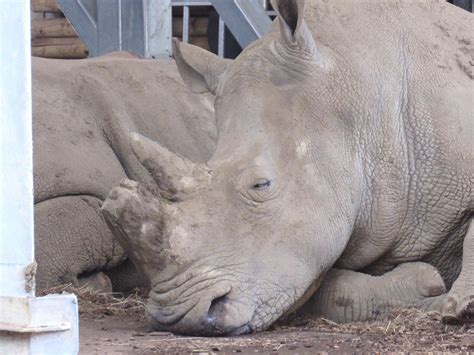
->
xmin=102 ymin=0 xmax=363 ymax=335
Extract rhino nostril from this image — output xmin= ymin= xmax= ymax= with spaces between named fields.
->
xmin=207 ymin=294 xmax=229 ymax=323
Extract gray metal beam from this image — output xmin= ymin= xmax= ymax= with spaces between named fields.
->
xmin=144 ymin=0 xmax=172 ymax=58
xmin=234 ymin=0 xmax=271 ymax=38
xmin=209 ymin=0 xmax=271 ymax=48
xmin=57 ymin=0 xmax=98 ymax=55
xmin=58 ymin=0 xmax=172 ymax=58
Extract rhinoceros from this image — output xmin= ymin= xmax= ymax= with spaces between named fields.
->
xmin=101 ymin=0 xmax=473 ymax=335
xmin=33 ymin=53 xmax=215 ymax=291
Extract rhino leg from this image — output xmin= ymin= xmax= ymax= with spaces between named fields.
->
xmin=305 ymin=262 xmax=446 ymax=323
xmin=35 ymin=195 xmax=126 ymax=291
xmin=441 ymin=218 xmax=474 ymax=323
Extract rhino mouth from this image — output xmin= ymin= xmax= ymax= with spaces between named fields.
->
xmin=146 ymin=261 xmax=257 ymax=336
xmin=145 ymin=262 xmax=302 ymax=336
xmin=146 ymin=294 xmax=199 ymax=325
xmin=147 ymin=284 xmax=253 ymax=336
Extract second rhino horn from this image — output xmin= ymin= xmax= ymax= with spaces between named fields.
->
xmin=130 ymin=132 xmax=210 ymax=201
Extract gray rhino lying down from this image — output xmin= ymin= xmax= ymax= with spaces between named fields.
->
xmin=33 ymin=53 xmax=216 ymax=291
xmin=102 ymin=0 xmax=473 ymax=335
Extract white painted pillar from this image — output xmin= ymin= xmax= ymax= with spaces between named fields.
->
xmin=0 ymin=1 xmax=79 ymax=353
xmin=0 ymin=0 xmax=35 ymax=300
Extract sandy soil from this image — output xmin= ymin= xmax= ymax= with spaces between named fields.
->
xmin=66 ymin=287 xmax=473 ymax=354
xmin=79 ymin=312 xmax=473 ymax=354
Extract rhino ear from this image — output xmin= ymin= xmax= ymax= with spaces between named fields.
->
xmin=130 ymin=132 xmax=211 ymax=201
xmin=271 ymin=0 xmax=320 ymax=61
xmin=172 ymin=38 xmax=232 ymax=95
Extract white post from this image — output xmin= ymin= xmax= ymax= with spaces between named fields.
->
xmin=182 ymin=5 xmax=190 ymax=43
xmin=144 ymin=0 xmax=172 ymax=58
xmin=0 ymin=1 xmax=79 ymax=353
xmin=218 ymin=16 xmax=225 ymax=57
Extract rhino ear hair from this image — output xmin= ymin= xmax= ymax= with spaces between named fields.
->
xmin=271 ymin=0 xmax=320 ymax=62
xmin=130 ymin=132 xmax=210 ymax=201
xmin=172 ymin=38 xmax=232 ymax=95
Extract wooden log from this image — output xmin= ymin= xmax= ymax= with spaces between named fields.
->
xmin=32 ymin=18 xmax=76 ymax=38
xmin=188 ymin=36 xmax=209 ymax=50
xmin=31 ymin=0 xmax=61 ymax=13
xmin=172 ymin=17 xmax=208 ymax=37
xmin=32 ymin=45 xmax=88 ymax=59
xmin=32 ymin=36 xmax=81 ymax=46
xmin=32 ymin=37 xmax=88 ymax=59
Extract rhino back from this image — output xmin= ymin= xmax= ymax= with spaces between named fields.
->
xmin=33 ymin=57 xmax=125 ymax=203
xmin=33 ymin=55 xmax=216 ymax=203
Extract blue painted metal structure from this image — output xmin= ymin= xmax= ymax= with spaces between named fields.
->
xmin=57 ymin=0 xmax=273 ymax=58
xmin=57 ymin=0 xmax=173 ymax=58
xmin=209 ymin=0 xmax=271 ymax=48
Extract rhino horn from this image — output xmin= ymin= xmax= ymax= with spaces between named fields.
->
xmin=130 ymin=132 xmax=211 ymax=201
xmin=271 ymin=0 xmax=320 ymax=62
xmin=172 ymin=38 xmax=232 ymax=94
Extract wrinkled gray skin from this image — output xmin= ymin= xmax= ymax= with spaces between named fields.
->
xmin=102 ymin=0 xmax=473 ymax=335
xmin=33 ymin=53 xmax=216 ymax=291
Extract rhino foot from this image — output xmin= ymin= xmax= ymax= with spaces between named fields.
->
xmin=442 ymin=292 xmax=474 ymax=323
xmin=308 ymin=262 xmax=446 ymax=323
xmin=442 ymin=219 xmax=474 ymax=323
xmin=78 ymin=271 xmax=113 ymax=293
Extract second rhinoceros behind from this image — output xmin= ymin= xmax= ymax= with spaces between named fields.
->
xmin=102 ymin=0 xmax=473 ymax=335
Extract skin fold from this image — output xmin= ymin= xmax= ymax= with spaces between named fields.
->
xmin=102 ymin=0 xmax=473 ymax=335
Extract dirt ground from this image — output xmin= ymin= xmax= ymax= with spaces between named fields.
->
xmin=46 ymin=286 xmax=474 ymax=354
xmin=80 ymin=312 xmax=474 ymax=354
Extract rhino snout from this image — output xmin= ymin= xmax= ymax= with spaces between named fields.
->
xmin=101 ymin=179 xmax=167 ymax=280
xmin=148 ymin=284 xmax=255 ymax=336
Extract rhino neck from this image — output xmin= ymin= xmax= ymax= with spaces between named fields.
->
xmin=337 ymin=50 xmax=465 ymax=271
xmin=329 ymin=44 xmax=421 ymax=270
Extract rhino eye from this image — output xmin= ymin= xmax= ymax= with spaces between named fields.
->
xmin=251 ymin=179 xmax=272 ymax=190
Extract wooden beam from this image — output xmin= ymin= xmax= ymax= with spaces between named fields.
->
xmin=31 ymin=0 xmax=61 ymax=13
xmin=32 ymin=18 xmax=76 ymax=38
xmin=31 ymin=37 xmax=88 ymax=59
xmin=189 ymin=36 xmax=209 ymax=50
xmin=172 ymin=17 xmax=208 ymax=37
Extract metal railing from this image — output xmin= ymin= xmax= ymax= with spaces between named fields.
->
xmin=45 ymin=0 xmax=474 ymax=59
xmin=58 ymin=0 xmax=174 ymax=58
xmin=172 ymin=0 xmax=275 ymax=57
xmin=58 ymin=0 xmax=274 ymax=59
